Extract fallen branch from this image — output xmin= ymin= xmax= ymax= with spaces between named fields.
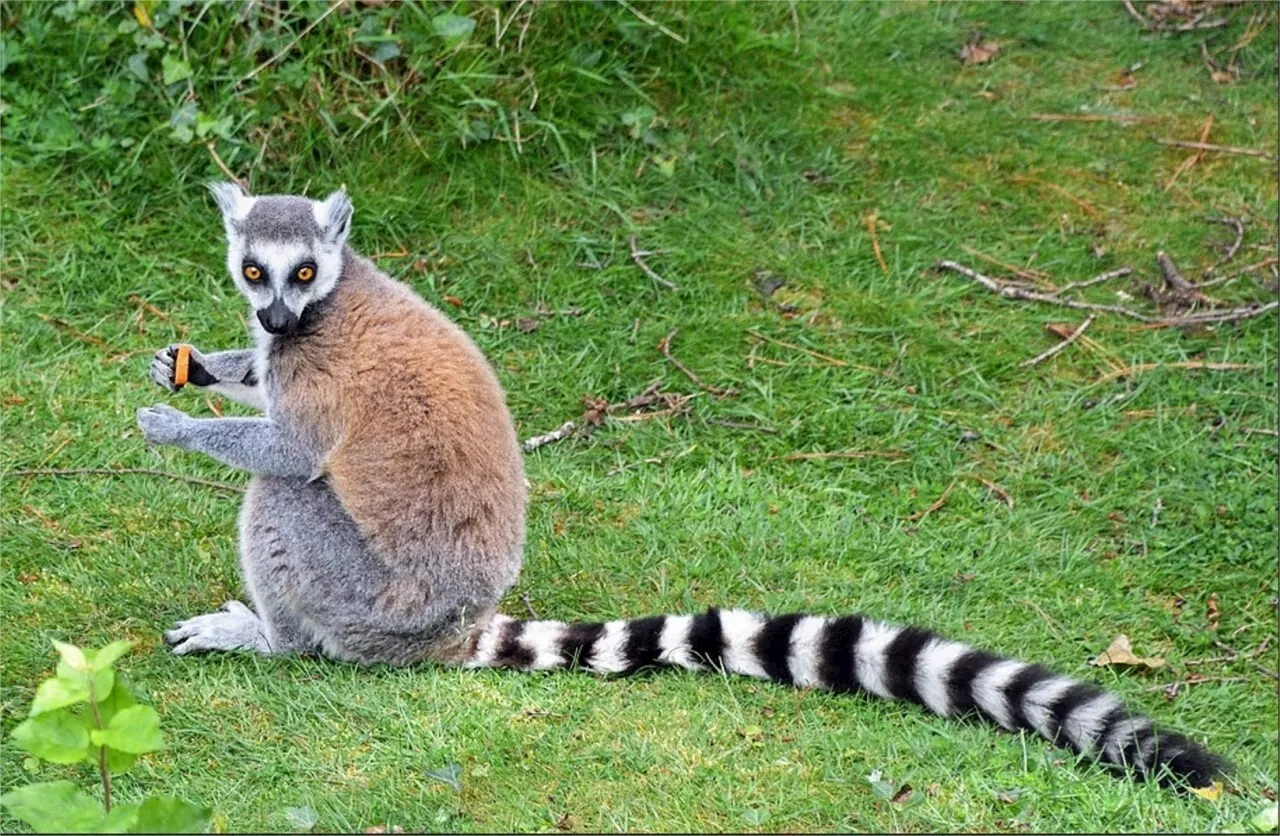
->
xmin=1155 ymin=139 xmax=1275 ymax=160
xmin=1020 ymin=315 xmax=1095 ymax=367
xmin=1094 ymin=361 xmax=1259 ymax=384
xmin=1205 ymin=216 xmax=1246 ymax=264
xmin=935 ymin=261 xmax=1152 ymax=320
xmin=522 ymin=421 xmax=576 ymax=452
xmin=1156 ymin=250 xmax=1215 ymax=307
xmin=1057 ymin=266 xmax=1133 ymax=294
xmin=1197 ymin=256 xmax=1279 ymax=288
xmin=4 ymin=467 xmax=243 ymax=493
xmin=1153 ymin=301 xmax=1277 ymax=326
xmin=905 ymin=478 xmax=959 ymax=523
xmin=659 ymin=328 xmax=737 ymax=397
xmin=628 ymin=236 xmax=678 ymax=291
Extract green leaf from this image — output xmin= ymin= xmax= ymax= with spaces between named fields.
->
xmin=30 ymin=675 xmax=89 ymax=716
xmin=371 ymin=41 xmax=401 ymax=65
xmin=12 ymin=711 xmax=91 ymax=764
xmin=98 ymin=705 xmax=163 ymax=754
xmin=0 ymin=781 xmax=106 ymax=834
xmin=89 ymin=641 xmax=133 ymax=672
xmin=78 ymin=676 xmax=141 ymax=771
xmin=101 ymin=803 xmax=140 ymax=833
xmin=126 ymin=53 xmax=149 ymax=81
xmin=52 ymin=641 xmax=88 ymax=672
xmin=431 ymin=13 xmax=475 ymax=43
xmin=161 ymin=52 xmax=191 ymax=85
xmin=131 ymin=797 xmax=212 ymax=834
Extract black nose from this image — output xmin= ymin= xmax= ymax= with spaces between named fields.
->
xmin=257 ymin=300 xmax=299 ymax=335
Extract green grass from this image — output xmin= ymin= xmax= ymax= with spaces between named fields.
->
xmin=2 ymin=0 xmax=1277 ymax=831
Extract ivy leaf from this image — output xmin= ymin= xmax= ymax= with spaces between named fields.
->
xmin=431 ymin=13 xmax=475 ymax=43
xmin=161 ymin=53 xmax=192 ymax=86
xmin=372 ymin=41 xmax=401 ymax=65
xmin=0 ymin=781 xmax=106 ymax=834
xmin=95 ymin=705 xmax=163 ymax=754
xmin=284 ymin=805 xmax=319 ymax=831
xmin=132 ymin=796 xmax=212 ymax=834
xmin=11 ymin=711 xmax=90 ymax=764
xmin=126 ymin=53 xmax=149 ymax=82
xmin=423 ymin=763 xmax=462 ymax=792
xmin=89 ymin=641 xmax=133 ymax=673
xmin=29 ymin=675 xmax=89 ymax=716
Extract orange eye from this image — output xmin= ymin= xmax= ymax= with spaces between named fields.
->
xmin=296 ymin=265 xmax=315 ymax=282
xmin=243 ymin=264 xmax=262 ymax=282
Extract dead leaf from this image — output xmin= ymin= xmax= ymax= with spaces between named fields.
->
xmin=516 ymin=317 xmax=539 ymax=333
xmin=890 ymin=783 xmax=914 ymax=805
xmin=442 ymin=295 xmax=464 ymax=308
xmin=1206 ymin=593 xmax=1221 ymax=630
xmin=1190 ymin=780 xmax=1224 ymax=802
xmin=1089 ymin=634 xmax=1166 ymax=670
xmin=1210 ymin=70 xmax=1234 ymax=84
xmin=960 ymin=33 xmax=1001 ymax=66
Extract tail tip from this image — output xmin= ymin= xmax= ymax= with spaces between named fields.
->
xmin=1152 ymin=732 xmax=1230 ymax=790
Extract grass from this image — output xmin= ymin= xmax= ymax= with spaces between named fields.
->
xmin=2 ymin=0 xmax=1277 ymax=831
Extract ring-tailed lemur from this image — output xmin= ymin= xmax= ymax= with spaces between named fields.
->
xmin=137 ymin=183 xmax=1225 ymax=790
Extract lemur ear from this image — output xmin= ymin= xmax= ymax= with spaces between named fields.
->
xmin=207 ymin=181 xmax=254 ymax=233
xmin=313 ymin=189 xmax=353 ymax=248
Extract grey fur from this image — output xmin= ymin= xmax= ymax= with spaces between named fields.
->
xmin=242 ymin=196 xmax=321 ymax=244
xmin=148 ymin=185 xmax=486 ymax=667
xmin=137 ymin=404 xmax=317 ymax=479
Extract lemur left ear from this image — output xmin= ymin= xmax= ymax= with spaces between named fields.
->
xmin=313 ymin=189 xmax=353 ymax=248
xmin=207 ymin=181 xmax=254 ymax=237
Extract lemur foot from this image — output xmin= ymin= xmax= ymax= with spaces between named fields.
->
xmin=165 ymin=601 xmax=273 ymax=655
xmin=150 ymin=344 xmax=213 ymax=391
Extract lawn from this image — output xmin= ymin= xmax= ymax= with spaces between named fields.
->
xmin=2 ymin=0 xmax=1277 ymax=832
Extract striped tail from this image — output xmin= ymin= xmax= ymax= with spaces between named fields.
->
xmin=462 ymin=608 xmax=1226 ymax=789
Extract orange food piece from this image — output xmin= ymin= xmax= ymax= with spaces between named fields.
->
xmin=174 ymin=344 xmax=191 ymax=388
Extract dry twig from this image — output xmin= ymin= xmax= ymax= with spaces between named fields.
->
xmin=5 ymin=468 xmax=243 ymax=493
xmin=237 ymin=0 xmax=344 ymax=87
xmin=959 ymin=245 xmax=1050 ymax=284
xmin=1094 ymin=361 xmax=1258 ymax=384
xmin=1205 ymin=216 xmax=1245 ymax=264
xmin=659 ymin=329 xmax=737 ymax=397
xmin=628 ymin=236 xmax=678 ymax=290
xmin=905 ymin=478 xmax=959 ymax=523
xmin=970 ymin=474 xmax=1014 ymax=508
xmin=522 ymin=421 xmax=577 ymax=452
xmin=1057 ymin=266 xmax=1134 ymax=294
xmin=1020 ymin=315 xmax=1095 ymax=368
xmin=1010 ymin=176 xmax=1101 ymax=217
xmin=1163 ymin=114 xmax=1214 ymax=192
xmin=935 ymin=261 xmax=1152 ymax=320
xmin=864 ymin=211 xmax=888 ymax=274
xmin=1155 ymin=139 xmax=1275 ymax=160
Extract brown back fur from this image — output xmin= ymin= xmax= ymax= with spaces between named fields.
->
xmin=266 ymin=251 xmax=526 ymax=607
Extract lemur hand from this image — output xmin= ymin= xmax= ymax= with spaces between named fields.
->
xmin=137 ymin=403 xmax=196 ymax=446
xmin=150 ymin=344 xmax=215 ymax=391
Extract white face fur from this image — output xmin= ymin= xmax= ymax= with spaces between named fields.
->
xmin=208 ymin=183 xmax=352 ymax=336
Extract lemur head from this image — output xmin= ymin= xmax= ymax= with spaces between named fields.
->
xmin=208 ymin=182 xmax=353 ymax=336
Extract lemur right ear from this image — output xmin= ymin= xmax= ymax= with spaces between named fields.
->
xmin=207 ymin=181 xmax=254 ymax=234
